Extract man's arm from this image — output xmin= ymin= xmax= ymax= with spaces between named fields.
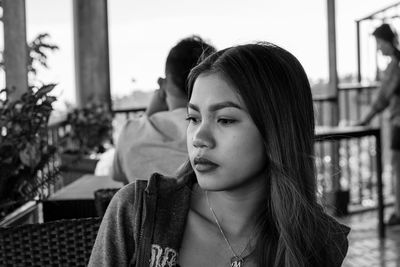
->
xmin=358 ymin=64 xmax=398 ymax=125
xmin=109 ymin=148 xmax=129 ymax=185
xmin=109 ymin=122 xmax=132 ymax=185
xmin=145 ymin=78 xmax=168 ymax=117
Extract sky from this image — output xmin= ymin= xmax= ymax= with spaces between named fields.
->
xmin=1 ymin=0 xmax=399 ymax=106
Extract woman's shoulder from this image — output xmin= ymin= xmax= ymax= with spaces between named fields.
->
xmin=115 ymin=179 xmax=147 ymax=197
xmin=323 ymin=213 xmax=351 ymax=235
xmin=145 ymin=172 xmax=192 ymax=194
xmin=108 ymin=173 xmax=192 ymax=219
xmin=115 ymin=173 xmax=191 ymax=199
xmin=106 ymin=180 xmax=148 ymax=214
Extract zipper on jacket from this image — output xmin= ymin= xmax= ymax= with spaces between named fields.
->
xmin=137 ymin=187 xmax=157 ymax=266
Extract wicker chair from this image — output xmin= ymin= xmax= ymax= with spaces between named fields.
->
xmin=94 ymin=188 xmax=120 ymax=217
xmin=0 ymin=217 xmax=101 ymax=267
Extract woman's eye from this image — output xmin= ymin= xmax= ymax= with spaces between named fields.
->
xmin=217 ymin=118 xmax=236 ymax=125
xmin=186 ymin=115 xmax=200 ymax=124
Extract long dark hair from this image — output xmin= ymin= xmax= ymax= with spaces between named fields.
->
xmin=179 ymin=42 xmax=340 ymax=266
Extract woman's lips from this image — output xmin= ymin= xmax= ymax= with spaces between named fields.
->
xmin=193 ymin=157 xmax=219 ymax=172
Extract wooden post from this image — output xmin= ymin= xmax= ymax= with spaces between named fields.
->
xmin=73 ymin=0 xmax=111 ymax=110
xmin=2 ymin=0 xmax=29 ymax=101
xmin=356 ymin=21 xmax=362 ymax=83
xmin=327 ymin=0 xmax=339 ymax=107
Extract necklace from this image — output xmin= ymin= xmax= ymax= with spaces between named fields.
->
xmin=205 ymin=191 xmax=253 ymax=267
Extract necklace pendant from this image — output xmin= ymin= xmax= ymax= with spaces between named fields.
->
xmin=230 ymin=256 xmax=244 ymax=267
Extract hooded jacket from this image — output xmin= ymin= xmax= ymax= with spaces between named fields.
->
xmin=88 ymin=173 xmax=350 ymax=267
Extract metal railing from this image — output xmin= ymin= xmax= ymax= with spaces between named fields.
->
xmin=313 ymin=83 xmax=390 ymax=212
xmin=112 ymin=107 xmax=146 ymax=120
xmin=43 ymin=119 xmax=69 ymax=196
xmin=313 ymin=82 xmax=379 ymax=126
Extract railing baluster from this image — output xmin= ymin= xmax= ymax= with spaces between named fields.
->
xmin=313 ymin=83 xmax=388 ymax=211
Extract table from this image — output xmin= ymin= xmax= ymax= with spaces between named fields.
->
xmin=43 ymin=175 xmax=123 ymax=221
xmin=315 ymin=125 xmax=384 ymax=238
xmin=50 ymin=175 xmax=122 ymax=200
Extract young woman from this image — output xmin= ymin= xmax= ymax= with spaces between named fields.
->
xmin=358 ymin=23 xmax=400 ymax=225
xmin=89 ymin=42 xmax=350 ymax=267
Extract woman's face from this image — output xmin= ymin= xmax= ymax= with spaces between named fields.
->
xmin=376 ymin=38 xmax=394 ymax=56
xmin=187 ymin=73 xmax=267 ymax=192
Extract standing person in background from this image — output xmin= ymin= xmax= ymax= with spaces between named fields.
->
xmin=110 ymin=36 xmax=216 ymax=184
xmin=358 ymin=23 xmax=400 ymax=225
xmin=89 ymin=42 xmax=349 ymax=267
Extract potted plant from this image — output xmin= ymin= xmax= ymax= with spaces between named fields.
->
xmin=59 ymin=101 xmax=113 ymax=173
xmin=0 ymin=84 xmax=59 ymax=220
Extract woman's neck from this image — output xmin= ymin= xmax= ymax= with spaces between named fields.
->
xmin=194 ymin=179 xmax=267 ymax=238
xmin=392 ymin=48 xmax=400 ymax=61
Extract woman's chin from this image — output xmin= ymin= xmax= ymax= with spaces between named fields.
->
xmin=196 ymin=178 xmax=223 ymax=192
xmin=196 ymin=177 xmax=235 ymax=192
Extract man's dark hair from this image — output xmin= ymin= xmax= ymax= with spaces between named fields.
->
xmin=165 ymin=36 xmax=216 ymax=96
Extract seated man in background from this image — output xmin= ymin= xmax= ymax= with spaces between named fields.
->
xmin=110 ymin=36 xmax=216 ymax=184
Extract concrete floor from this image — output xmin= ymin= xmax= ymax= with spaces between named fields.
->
xmin=337 ymin=207 xmax=400 ymax=267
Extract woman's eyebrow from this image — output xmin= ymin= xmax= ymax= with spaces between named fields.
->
xmin=188 ymin=101 xmax=242 ymax=112
xmin=187 ymin=103 xmax=199 ymax=111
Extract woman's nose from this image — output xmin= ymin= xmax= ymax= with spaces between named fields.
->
xmin=192 ymin=122 xmax=215 ymax=149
